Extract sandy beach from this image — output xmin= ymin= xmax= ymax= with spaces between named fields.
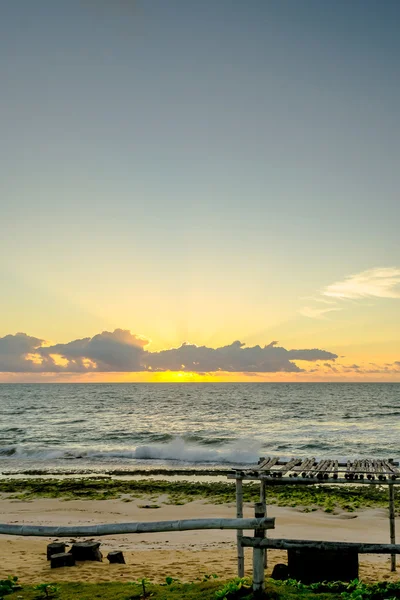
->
xmin=1 ymin=497 xmax=399 ymax=584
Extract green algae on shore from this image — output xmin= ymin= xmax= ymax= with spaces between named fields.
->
xmin=0 ymin=478 xmax=398 ymax=514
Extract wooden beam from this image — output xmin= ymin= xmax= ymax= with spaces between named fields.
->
xmin=389 ymin=484 xmax=396 ymax=571
xmin=236 ymin=478 xmax=245 ymax=578
xmin=228 ymin=475 xmax=400 ymax=484
xmin=0 ymin=517 xmax=275 ymax=538
xmin=241 ymin=537 xmax=400 ymax=553
xmin=252 ymin=503 xmax=265 ymax=595
xmin=260 ymin=479 xmax=267 ymax=568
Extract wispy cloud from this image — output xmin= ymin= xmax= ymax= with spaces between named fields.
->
xmin=298 ymin=306 xmax=342 ymax=320
xmin=300 ymin=267 xmax=400 ymax=319
xmin=323 ymin=267 xmax=400 ymax=300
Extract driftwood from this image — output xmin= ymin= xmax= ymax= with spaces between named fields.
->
xmin=51 ymin=552 xmax=75 ymax=568
xmin=0 ymin=517 xmax=274 ymax=538
xmin=47 ymin=542 xmax=67 ymax=560
xmin=241 ymin=537 xmax=400 ymax=553
xmin=69 ymin=541 xmax=102 ymax=562
xmin=107 ymin=551 xmax=125 ymax=564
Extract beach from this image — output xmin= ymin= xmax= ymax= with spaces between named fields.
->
xmin=1 ymin=495 xmax=399 ymax=584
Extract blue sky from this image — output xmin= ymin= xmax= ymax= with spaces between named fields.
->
xmin=1 ymin=1 xmax=400 ymax=380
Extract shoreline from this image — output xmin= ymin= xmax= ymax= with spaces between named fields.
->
xmin=0 ymin=476 xmax=398 ymax=514
xmin=0 ymin=467 xmax=233 ymax=480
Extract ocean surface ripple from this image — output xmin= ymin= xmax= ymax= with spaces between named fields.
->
xmin=0 ymin=383 xmax=399 ymax=474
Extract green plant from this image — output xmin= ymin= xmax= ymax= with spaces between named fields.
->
xmin=33 ymin=583 xmax=59 ymax=598
xmin=0 ymin=576 xmax=20 ymax=599
xmin=215 ymin=577 xmax=251 ymax=600
xmin=165 ymin=576 xmax=181 ymax=585
xmin=270 ymin=577 xmax=400 ymax=600
xmin=136 ymin=578 xmax=152 ymax=598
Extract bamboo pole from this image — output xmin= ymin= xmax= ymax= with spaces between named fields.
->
xmin=252 ymin=503 xmax=265 ymax=595
xmin=389 ymin=484 xmax=396 ymax=571
xmin=260 ymin=480 xmax=267 ymax=568
xmin=241 ymin=537 xmax=400 ymax=553
xmin=236 ymin=477 xmax=245 ymax=577
xmin=0 ymin=517 xmax=274 ymax=538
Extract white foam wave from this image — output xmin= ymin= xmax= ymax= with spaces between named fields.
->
xmin=132 ymin=437 xmax=261 ymax=464
xmin=0 ymin=437 xmax=262 ymax=465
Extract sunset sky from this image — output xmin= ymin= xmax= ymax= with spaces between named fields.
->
xmin=1 ymin=1 xmax=400 ymax=382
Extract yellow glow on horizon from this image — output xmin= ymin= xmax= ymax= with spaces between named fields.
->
xmin=1 ymin=369 xmax=400 ymax=383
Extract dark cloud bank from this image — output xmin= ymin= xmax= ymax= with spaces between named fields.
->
xmin=0 ymin=329 xmax=338 ymax=374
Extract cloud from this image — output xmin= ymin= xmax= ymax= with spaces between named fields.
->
xmin=286 ymin=348 xmax=337 ymax=361
xmin=321 ymin=361 xmax=400 ymax=375
xmin=146 ymin=340 xmax=337 ymax=373
xmin=298 ymin=306 xmax=342 ymax=319
xmin=300 ymin=267 xmax=400 ymax=319
xmin=40 ymin=329 xmax=149 ymax=372
xmin=0 ymin=331 xmax=337 ymax=374
xmin=0 ymin=333 xmax=46 ymax=372
xmin=323 ymin=267 xmax=400 ymax=300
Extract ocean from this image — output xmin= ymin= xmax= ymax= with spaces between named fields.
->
xmin=0 ymin=383 xmax=399 ymax=475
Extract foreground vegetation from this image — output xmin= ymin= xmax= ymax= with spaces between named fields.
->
xmin=3 ymin=577 xmax=400 ymax=600
xmin=0 ymin=477 xmax=398 ymax=513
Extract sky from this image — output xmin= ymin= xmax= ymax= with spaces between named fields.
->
xmin=1 ymin=0 xmax=400 ymax=382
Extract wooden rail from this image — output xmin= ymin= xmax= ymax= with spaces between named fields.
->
xmin=0 ymin=517 xmax=275 ymax=538
xmin=228 ymin=474 xmax=400 ymax=485
xmin=0 ymin=513 xmax=274 ymax=594
xmin=241 ymin=537 xmax=400 ymax=554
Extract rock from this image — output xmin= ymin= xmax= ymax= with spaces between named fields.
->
xmin=47 ymin=542 xmax=67 ymax=560
xmin=68 ymin=541 xmax=102 ymax=562
xmin=51 ymin=552 xmax=75 ymax=568
xmin=271 ymin=563 xmax=289 ymax=580
xmin=107 ymin=551 xmax=126 ymax=564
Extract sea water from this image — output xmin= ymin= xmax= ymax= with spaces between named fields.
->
xmin=0 ymin=383 xmax=399 ymax=474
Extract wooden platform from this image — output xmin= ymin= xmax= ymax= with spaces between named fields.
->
xmin=230 ymin=455 xmax=400 ymax=578
xmin=231 ymin=457 xmax=400 ymax=482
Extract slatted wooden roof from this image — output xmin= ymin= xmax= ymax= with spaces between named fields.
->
xmin=231 ymin=457 xmax=400 ymax=483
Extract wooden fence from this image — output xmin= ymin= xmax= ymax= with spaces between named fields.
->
xmin=0 ymin=515 xmax=275 ymax=594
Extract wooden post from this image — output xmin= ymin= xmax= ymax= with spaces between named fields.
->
xmin=253 ymin=502 xmax=265 ymax=594
xmin=389 ymin=484 xmax=396 ymax=571
xmin=236 ymin=477 xmax=245 ymax=577
xmin=260 ymin=479 xmax=267 ymax=568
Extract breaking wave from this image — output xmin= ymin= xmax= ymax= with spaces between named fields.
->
xmin=0 ymin=437 xmax=262 ymax=466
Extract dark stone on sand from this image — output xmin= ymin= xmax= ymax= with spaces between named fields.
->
xmin=271 ymin=563 xmax=289 ymax=580
xmin=51 ymin=552 xmax=75 ymax=568
xmin=68 ymin=541 xmax=103 ymax=562
xmin=47 ymin=542 xmax=67 ymax=560
xmin=107 ymin=551 xmax=126 ymax=564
